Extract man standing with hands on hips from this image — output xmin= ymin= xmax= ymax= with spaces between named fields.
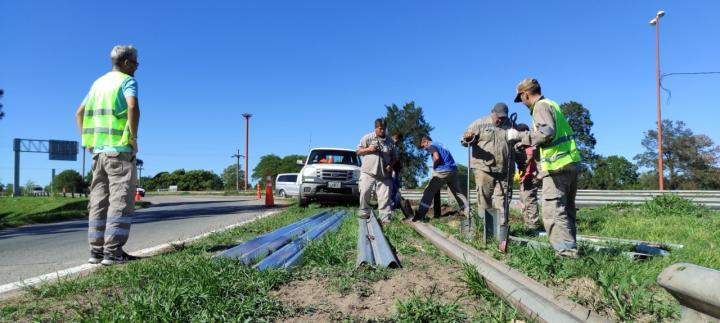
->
xmin=506 ymin=78 xmax=582 ymax=258
xmin=76 ymin=45 xmax=141 ymax=265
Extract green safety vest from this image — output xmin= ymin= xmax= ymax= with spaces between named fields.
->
xmin=81 ymin=72 xmax=132 ymax=148
xmin=533 ymin=98 xmax=582 ymax=171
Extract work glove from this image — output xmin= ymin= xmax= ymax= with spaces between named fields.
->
xmin=506 ymin=128 xmax=521 ymax=143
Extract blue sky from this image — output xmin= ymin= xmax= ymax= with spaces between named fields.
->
xmin=1 ymin=1 xmax=719 ymax=187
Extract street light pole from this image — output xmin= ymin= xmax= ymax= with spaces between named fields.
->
xmin=231 ymin=150 xmax=244 ymax=192
xmin=242 ymin=113 xmax=252 ymax=190
xmin=650 ymin=10 xmax=666 ymax=191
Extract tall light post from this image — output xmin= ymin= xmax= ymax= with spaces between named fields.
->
xmin=231 ymin=150 xmax=244 ymax=192
xmin=650 ymin=10 xmax=666 ymax=191
xmin=242 ymin=113 xmax=252 ymax=190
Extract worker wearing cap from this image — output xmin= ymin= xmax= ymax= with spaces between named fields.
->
xmin=412 ymin=136 xmax=469 ymax=221
xmin=461 ymin=103 xmax=515 ymax=249
xmin=507 ymin=78 xmax=582 ymax=258
xmin=357 ymin=118 xmax=398 ymax=223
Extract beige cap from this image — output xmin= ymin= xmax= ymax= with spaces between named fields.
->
xmin=514 ymin=78 xmax=540 ymax=103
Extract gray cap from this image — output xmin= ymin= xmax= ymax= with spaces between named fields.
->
xmin=492 ymin=102 xmax=508 ymax=118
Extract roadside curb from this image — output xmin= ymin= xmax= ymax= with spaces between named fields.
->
xmin=0 ymin=208 xmax=283 ymax=300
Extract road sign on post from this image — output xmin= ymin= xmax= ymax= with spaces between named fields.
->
xmin=49 ymin=140 xmax=78 ymax=161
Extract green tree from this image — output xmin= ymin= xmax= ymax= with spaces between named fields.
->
xmin=560 ymin=101 xmax=597 ymax=188
xmin=5 ymin=183 xmax=14 ymax=195
xmin=178 ymin=170 xmax=223 ymax=191
xmin=587 ymin=155 xmax=638 ymax=189
xmin=52 ymin=170 xmax=84 ymax=193
xmin=252 ymin=154 xmax=305 ymax=187
xmin=635 ymin=119 xmax=720 ymax=189
xmin=222 ymin=163 xmax=244 ymax=190
xmin=385 ymin=101 xmax=434 ymax=188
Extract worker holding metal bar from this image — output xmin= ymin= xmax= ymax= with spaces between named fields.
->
xmin=514 ymin=123 xmax=542 ymax=233
xmin=461 ymin=103 xmax=515 ymax=251
xmin=357 ymin=118 xmax=399 ymax=224
xmin=412 ymin=136 xmax=469 ymax=221
xmin=507 ymin=78 xmax=582 ymax=258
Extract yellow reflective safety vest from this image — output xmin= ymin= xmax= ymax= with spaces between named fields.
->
xmin=81 ymin=72 xmax=132 ymax=148
xmin=533 ymin=99 xmax=582 ymax=171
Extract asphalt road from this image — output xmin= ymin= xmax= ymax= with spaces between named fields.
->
xmin=0 ymin=195 xmax=281 ymax=285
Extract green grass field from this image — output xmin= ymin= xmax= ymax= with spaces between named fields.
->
xmin=0 ymin=204 xmax=519 ymax=322
xmin=432 ymin=194 xmax=720 ymax=322
xmin=0 ymin=197 xmax=151 ymax=229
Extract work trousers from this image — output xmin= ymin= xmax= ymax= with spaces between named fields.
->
xmin=358 ymin=172 xmax=392 ymax=221
xmin=88 ymin=152 xmax=137 ymax=257
xmin=417 ymin=170 xmax=469 ymax=217
xmin=520 ymin=180 xmax=540 ymax=229
xmin=541 ymin=165 xmax=578 ymax=254
xmin=475 ymin=170 xmax=511 ymax=226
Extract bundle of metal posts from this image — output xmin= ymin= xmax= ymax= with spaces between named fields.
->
xmin=254 ymin=210 xmax=348 ymax=270
xmin=408 ymin=221 xmax=611 ymax=323
xmin=214 ymin=210 xmax=331 ymax=260
xmin=356 ymin=211 xmax=400 ymax=268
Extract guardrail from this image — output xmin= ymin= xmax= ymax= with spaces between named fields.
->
xmin=400 ymin=189 xmax=720 ymax=210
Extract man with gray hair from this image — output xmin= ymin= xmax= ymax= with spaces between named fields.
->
xmin=75 ymin=45 xmax=141 ymax=265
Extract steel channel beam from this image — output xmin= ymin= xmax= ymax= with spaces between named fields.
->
xmin=409 ymin=221 xmax=612 ymax=323
xmin=214 ymin=210 xmax=329 ymax=259
xmin=537 ymin=232 xmax=680 ymax=252
xmin=254 ymin=211 xmax=347 ymax=270
xmin=236 ymin=212 xmax=333 ymax=264
xmin=367 ymin=211 xmax=400 ymax=268
xmin=658 ymin=263 xmax=720 ymax=322
xmin=356 ymin=217 xmax=375 ymax=267
xmin=509 ymin=236 xmax=651 ymax=260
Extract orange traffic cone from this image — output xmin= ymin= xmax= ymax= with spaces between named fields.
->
xmin=256 ymin=184 xmax=262 ymax=199
xmin=135 ymin=190 xmax=141 ymax=201
xmin=265 ymin=176 xmax=274 ymax=206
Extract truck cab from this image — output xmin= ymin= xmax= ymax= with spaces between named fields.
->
xmin=296 ymin=148 xmax=361 ymax=207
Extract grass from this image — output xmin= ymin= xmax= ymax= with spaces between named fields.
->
xmin=432 ymin=194 xmax=720 ymax=322
xmin=0 ymin=197 xmax=153 ymax=229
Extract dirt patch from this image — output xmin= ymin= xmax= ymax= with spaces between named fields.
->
xmin=273 ymin=256 xmax=481 ymax=322
xmin=561 ymin=277 xmax=618 ymax=321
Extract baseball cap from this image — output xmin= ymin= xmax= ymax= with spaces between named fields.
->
xmin=492 ymin=102 xmax=508 ymax=118
xmin=514 ymin=78 xmax=540 ymax=103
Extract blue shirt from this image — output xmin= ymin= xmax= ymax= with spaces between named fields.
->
xmin=81 ymin=74 xmax=138 ymax=153
xmin=426 ymin=142 xmax=457 ymax=172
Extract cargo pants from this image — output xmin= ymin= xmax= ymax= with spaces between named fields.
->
xmin=520 ymin=180 xmax=540 ymax=229
xmin=88 ymin=152 xmax=137 ymax=257
xmin=475 ymin=170 xmax=511 ymax=226
xmin=416 ymin=170 xmax=469 ymax=217
xmin=541 ymin=164 xmax=578 ymax=255
xmin=358 ymin=172 xmax=392 ymax=221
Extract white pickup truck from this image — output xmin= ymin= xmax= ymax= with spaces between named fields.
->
xmin=296 ymin=147 xmax=361 ymax=207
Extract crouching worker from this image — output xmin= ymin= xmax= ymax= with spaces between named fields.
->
xmin=413 ymin=136 xmax=469 ymax=221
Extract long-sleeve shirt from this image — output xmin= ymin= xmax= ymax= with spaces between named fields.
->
xmin=462 ymin=116 xmax=514 ymax=174
xmin=519 ymin=97 xmax=556 ymax=148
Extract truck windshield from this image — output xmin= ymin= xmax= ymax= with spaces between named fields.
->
xmin=308 ymin=150 xmax=360 ymax=166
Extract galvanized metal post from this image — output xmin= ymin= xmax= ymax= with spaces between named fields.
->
xmin=13 ymin=138 xmax=20 ymax=196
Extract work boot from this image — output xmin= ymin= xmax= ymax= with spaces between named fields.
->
xmin=88 ymin=251 xmax=104 ymax=265
xmin=411 ymin=209 xmax=426 ymax=222
xmin=555 ymin=249 xmax=579 ymax=259
xmin=101 ymin=251 xmax=140 ymax=266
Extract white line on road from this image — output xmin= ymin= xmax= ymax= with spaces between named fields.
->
xmin=0 ymin=209 xmax=282 ymax=299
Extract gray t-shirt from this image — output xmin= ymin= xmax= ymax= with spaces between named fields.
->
xmin=358 ymin=132 xmax=397 ymax=178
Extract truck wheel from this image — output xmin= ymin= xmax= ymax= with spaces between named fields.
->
xmin=279 ymin=190 xmax=287 ymax=198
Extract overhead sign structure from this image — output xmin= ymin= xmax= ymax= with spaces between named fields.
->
xmin=13 ymin=138 xmax=79 ymax=196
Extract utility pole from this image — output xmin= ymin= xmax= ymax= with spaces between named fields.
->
xmin=231 ymin=150 xmax=244 ymax=191
xmin=136 ymin=159 xmax=144 ymax=187
xmin=650 ymin=10 xmax=666 ymax=190
xmin=242 ymin=113 xmax=252 ymax=190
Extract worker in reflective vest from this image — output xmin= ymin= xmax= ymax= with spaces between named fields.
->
xmin=507 ymin=78 xmax=582 ymax=258
xmin=75 ymin=45 xmax=141 ymax=266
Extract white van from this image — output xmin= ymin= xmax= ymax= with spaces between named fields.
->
xmin=275 ymin=173 xmax=299 ymax=198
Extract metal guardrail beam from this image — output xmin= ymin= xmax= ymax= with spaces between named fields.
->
xmin=408 ymin=221 xmax=611 ymax=323
xmin=658 ymin=263 xmax=720 ymax=322
xmin=401 ymin=189 xmax=720 ymax=210
xmin=356 ymin=212 xmax=400 ymax=268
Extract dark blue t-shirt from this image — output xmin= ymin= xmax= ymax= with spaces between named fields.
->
xmin=426 ymin=142 xmax=457 ymax=172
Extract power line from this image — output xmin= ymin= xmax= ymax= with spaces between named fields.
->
xmin=659 ymin=71 xmax=720 ymax=103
